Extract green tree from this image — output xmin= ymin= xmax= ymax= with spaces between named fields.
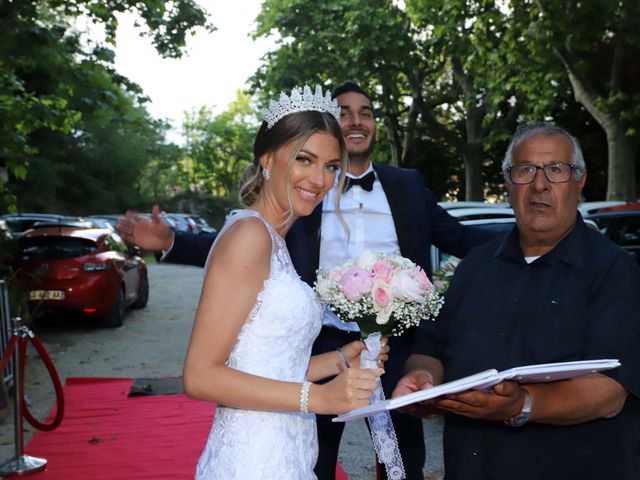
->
xmin=518 ymin=0 xmax=640 ymax=200
xmin=252 ymin=0 xmax=522 ymax=200
xmin=181 ymin=91 xmax=258 ymax=198
xmin=0 ymin=0 xmax=212 ymax=212
xmin=12 ymin=60 xmax=172 ymax=214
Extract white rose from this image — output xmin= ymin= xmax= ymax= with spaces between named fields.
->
xmin=315 ymin=277 xmax=332 ymax=298
xmin=375 ymin=304 xmax=394 ymax=325
xmin=390 ymin=270 xmax=426 ymax=302
xmin=355 ymin=250 xmax=377 ymax=270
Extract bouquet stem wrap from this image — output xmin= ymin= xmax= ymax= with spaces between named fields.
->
xmin=361 ymin=333 xmax=405 ymax=480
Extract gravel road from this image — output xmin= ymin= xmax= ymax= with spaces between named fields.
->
xmin=0 ymin=263 xmax=444 ymax=479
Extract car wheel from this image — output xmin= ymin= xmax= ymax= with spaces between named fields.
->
xmin=104 ymin=286 xmax=125 ymax=328
xmin=132 ymin=273 xmax=149 ymax=309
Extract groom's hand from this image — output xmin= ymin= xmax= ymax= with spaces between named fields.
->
xmin=117 ymin=204 xmax=174 ymax=252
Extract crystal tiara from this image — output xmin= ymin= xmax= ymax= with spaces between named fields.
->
xmin=262 ymin=85 xmax=341 ymax=129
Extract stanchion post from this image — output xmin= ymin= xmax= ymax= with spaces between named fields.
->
xmin=0 ymin=317 xmax=47 ymax=476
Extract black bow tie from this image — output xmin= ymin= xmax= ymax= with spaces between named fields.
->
xmin=343 ymin=171 xmax=376 ymax=192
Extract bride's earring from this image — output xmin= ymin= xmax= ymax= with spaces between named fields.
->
xmin=262 ymin=168 xmax=271 ymax=181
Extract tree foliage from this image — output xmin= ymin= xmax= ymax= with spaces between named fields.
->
xmin=0 ymin=0 xmax=212 ymax=213
xmin=251 ymin=0 xmax=640 ymax=200
xmin=513 ymin=0 xmax=640 ymax=200
xmin=181 ymin=91 xmax=258 ymax=198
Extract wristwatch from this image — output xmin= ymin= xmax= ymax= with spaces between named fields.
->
xmin=505 ymin=388 xmax=532 ymax=427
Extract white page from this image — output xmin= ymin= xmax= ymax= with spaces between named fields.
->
xmin=497 ymin=359 xmax=621 ymax=383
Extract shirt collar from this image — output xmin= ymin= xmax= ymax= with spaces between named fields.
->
xmin=494 ymin=213 xmax=590 ymax=271
xmin=345 ymin=163 xmax=375 ymax=180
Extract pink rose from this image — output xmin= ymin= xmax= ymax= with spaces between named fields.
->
xmin=390 ymin=269 xmax=425 ymax=302
xmin=373 ymin=283 xmax=393 ymax=308
xmin=412 ymin=266 xmax=433 ymax=291
xmin=372 ymin=260 xmax=393 ymax=282
xmin=339 ymin=267 xmax=373 ymax=301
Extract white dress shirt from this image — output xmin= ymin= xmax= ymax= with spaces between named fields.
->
xmin=319 ymin=165 xmax=400 ymax=331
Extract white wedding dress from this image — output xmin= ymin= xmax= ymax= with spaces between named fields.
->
xmin=195 ymin=209 xmax=323 ymax=480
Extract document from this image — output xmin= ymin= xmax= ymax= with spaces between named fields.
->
xmin=334 ymin=358 xmax=621 ymax=422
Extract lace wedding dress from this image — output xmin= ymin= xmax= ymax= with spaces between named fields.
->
xmin=196 ymin=209 xmax=323 ymax=480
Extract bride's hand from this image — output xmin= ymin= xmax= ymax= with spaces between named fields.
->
xmin=310 ymin=367 xmax=384 ymax=415
xmin=339 ymin=338 xmax=390 ymax=369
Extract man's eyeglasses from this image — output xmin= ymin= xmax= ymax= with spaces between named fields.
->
xmin=506 ymin=162 xmax=580 ymax=184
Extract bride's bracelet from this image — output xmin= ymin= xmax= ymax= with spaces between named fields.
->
xmin=300 ymin=381 xmax=312 ymax=414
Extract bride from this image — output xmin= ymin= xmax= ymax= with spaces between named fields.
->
xmin=183 ymin=86 xmax=386 ymax=480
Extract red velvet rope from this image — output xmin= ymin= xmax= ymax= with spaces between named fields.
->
xmin=19 ymin=335 xmax=65 ymax=431
xmin=1 ymin=329 xmax=64 ymax=431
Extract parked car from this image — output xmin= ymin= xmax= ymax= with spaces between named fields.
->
xmin=430 ymin=217 xmax=517 ymax=272
xmin=577 ymin=201 xmax=627 ymax=217
xmin=189 ymin=214 xmax=217 ymax=235
xmin=166 ymin=213 xmax=199 ymax=234
xmin=594 ymin=201 xmax=640 ymax=213
xmin=0 ymin=213 xmax=81 ymax=238
xmin=30 ymin=219 xmax=98 ymax=230
xmin=439 ymin=201 xmax=510 ymax=210
xmin=445 ymin=207 xmax=515 ymax=221
xmin=585 ymin=209 xmax=640 ymax=265
xmin=12 ymin=226 xmax=149 ymax=327
xmin=87 ymin=215 xmax=121 ymax=229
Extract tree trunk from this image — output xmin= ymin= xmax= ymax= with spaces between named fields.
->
xmin=463 ymin=142 xmax=484 ymax=200
xmin=604 ymin=122 xmax=637 ymax=200
xmin=379 ymin=75 xmax=401 ymax=167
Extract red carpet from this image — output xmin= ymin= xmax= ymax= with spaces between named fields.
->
xmin=22 ymin=378 xmax=349 ymax=479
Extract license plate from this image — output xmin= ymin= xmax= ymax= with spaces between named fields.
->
xmin=29 ymin=290 xmax=65 ymax=300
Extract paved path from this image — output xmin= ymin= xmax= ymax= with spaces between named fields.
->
xmin=0 ymin=263 xmax=444 ymax=478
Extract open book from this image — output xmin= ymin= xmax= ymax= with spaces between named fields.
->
xmin=334 ymin=358 xmax=621 ymax=422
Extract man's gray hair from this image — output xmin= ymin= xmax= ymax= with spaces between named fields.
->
xmin=502 ymin=122 xmax=587 ymax=181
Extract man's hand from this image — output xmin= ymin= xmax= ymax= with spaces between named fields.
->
xmin=392 ymin=370 xmax=442 ymax=418
xmin=116 ymin=204 xmax=174 ymax=252
xmin=434 ymin=380 xmax=526 ymax=422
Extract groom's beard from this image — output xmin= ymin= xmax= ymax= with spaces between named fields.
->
xmin=347 ymin=131 xmax=377 ymax=166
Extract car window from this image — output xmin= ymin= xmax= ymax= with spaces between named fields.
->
xmin=5 ymin=219 xmax=39 ymax=232
xmin=590 ymin=216 xmax=614 ymax=234
xmin=107 ymin=233 xmax=128 ymax=253
xmin=19 ymin=237 xmax=97 ymax=260
xmin=610 ymin=217 xmax=640 ymax=246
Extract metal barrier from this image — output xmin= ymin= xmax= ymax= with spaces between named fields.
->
xmin=1 ymin=279 xmax=14 ymax=387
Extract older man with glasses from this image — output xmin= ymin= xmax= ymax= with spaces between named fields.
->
xmin=394 ymin=122 xmax=640 ymax=480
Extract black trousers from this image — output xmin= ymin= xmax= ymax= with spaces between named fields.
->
xmin=311 ymin=326 xmax=426 ymax=480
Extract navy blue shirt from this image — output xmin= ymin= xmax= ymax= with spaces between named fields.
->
xmin=414 ymin=216 xmax=640 ymax=480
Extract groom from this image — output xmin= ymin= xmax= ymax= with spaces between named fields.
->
xmin=117 ymin=81 xmax=495 ymax=479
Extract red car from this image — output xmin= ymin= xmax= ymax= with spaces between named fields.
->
xmin=14 ymin=226 xmax=148 ymax=327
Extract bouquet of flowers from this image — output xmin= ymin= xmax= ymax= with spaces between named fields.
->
xmin=315 ymin=250 xmax=444 ymax=339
